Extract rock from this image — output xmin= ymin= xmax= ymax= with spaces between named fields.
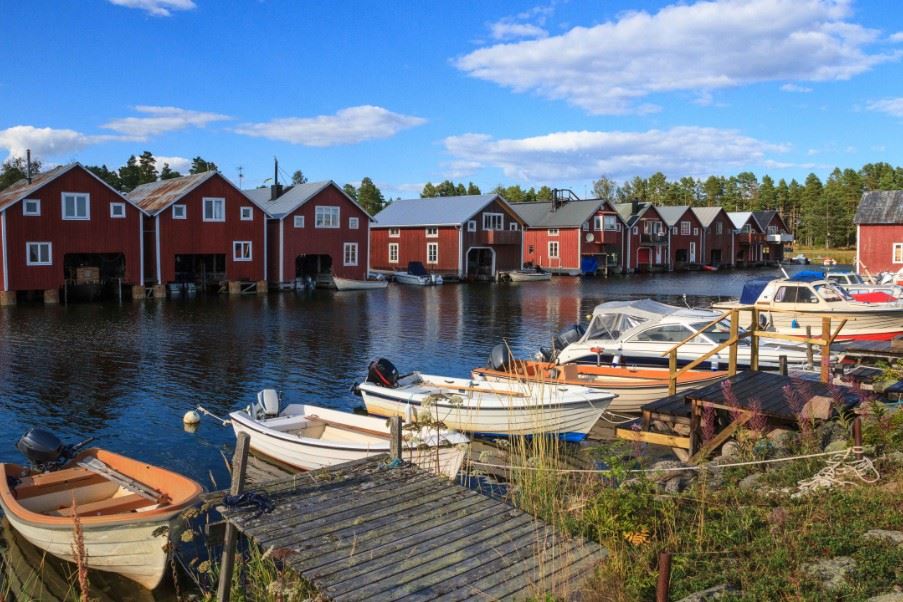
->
xmin=824 ymin=439 xmax=848 ymax=453
xmin=676 ymin=583 xmax=734 ymax=601
xmin=767 ymin=428 xmax=799 ymax=455
xmin=885 ymin=451 xmax=903 ymax=466
xmin=863 ymin=529 xmax=903 ymax=546
xmin=803 ymin=556 xmax=856 ymax=591
xmin=816 ymin=421 xmax=847 ymax=448
xmin=664 ymin=475 xmax=688 ymax=493
xmin=648 ymin=460 xmax=688 ymax=482
xmin=673 ymin=423 xmax=691 ymax=436
xmin=739 ymin=472 xmax=766 ymax=492
xmin=720 ymin=440 xmax=741 ymax=458
xmin=867 ymin=594 xmax=903 ymax=602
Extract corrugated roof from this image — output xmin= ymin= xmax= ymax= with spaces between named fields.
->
xmin=246 ymin=181 xmax=371 ymax=221
xmin=854 ymin=191 xmax=903 ymax=224
xmin=127 ymin=171 xmax=220 ymax=214
xmin=0 ymin=163 xmax=142 ymax=214
xmin=510 ymin=199 xmax=604 ymax=228
xmin=655 ymin=205 xmax=692 ymax=227
xmin=372 ymin=194 xmax=508 ymax=227
xmin=614 ymin=201 xmax=653 ymax=226
xmin=242 ymin=187 xmax=272 ymax=205
xmin=727 ymin=211 xmax=755 ymax=230
xmin=691 ymin=206 xmax=725 ymax=228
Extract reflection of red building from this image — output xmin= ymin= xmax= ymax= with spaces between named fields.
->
xmin=693 ymin=207 xmax=735 ymax=268
xmin=728 ymin=212 xmax=765 ymax=267
xmin=616 ymin=202 xmax=669 ymax=272
xmin=855 ymin=191 xmax=903 ymax=274
xmin=753 ymin=210 xmax=793 ymax=263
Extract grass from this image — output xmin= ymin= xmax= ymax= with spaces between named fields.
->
xmin=794 ymin=246 xmax=857 ymax=265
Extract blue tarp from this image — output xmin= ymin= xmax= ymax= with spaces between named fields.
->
xmin=788 ymin=270 xmax=825 ymax=282
xmin=581 ymin=257 xmax=598 ymax=275
xmin=407 ymin=261 xmax=428 ymax=276
xmin=740 ymin=279 xmax=772 ymax=304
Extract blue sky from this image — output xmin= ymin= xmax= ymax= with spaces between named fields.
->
xmin=1 ymin=0 xmax=901 ymax=198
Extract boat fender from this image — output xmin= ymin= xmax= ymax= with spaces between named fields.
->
xmin=368 ymin=358 xmax=400 ymax=388
xmin=711 ymin=357 xmax=720 ymax=371
xmin=488 ymin=343 xmax=514 ymax=371
xmin=791 ymin=319 xmax=800 ymax=329
xmin=612 ymin=354 xmax=621 ymax=367
xmin=183 ymin=410 xmax=201 ymax=425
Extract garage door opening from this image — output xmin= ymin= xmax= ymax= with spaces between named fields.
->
xmin=296 ymin=254 xmax=333 ymax=288
xmin=466 ymin=247 xmax=495 ymax=279
xmin=62 ymin=253 xmax=126 ymax=302
xmin=174 ymin=254 xmax=226 ymax=292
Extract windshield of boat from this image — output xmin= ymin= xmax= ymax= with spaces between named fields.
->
xmin=585 ymin=312 xmax=649 ymax=340
xmin=814 ymin=283 xmax=848 ymax=302
xmin=688 ymin=320 xmax=736 ymax=344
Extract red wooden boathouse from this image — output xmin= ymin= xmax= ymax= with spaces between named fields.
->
xmin=0 ymin=163 xmax=145 ymax=305
xmin=616 ymin=202 xmax=669 ymax=272
xmin=753 ymin=210 xmax=793 ymax=263
xmin=728 ymin=212 xmax=766 ymax=267
xmin=657 ymin=206 xmax=703 ymax=270
xmin=692 ymin=207 xmax=735 ymax=268
xmin=854 ymin=191 xmax=903 ymax=275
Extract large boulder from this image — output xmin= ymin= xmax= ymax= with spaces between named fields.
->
xmin=803 ymin=556 xmax=857 ymax=591
xmin=863 ymin=529 xmax=903 ymax=546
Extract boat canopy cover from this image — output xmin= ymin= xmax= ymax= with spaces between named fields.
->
xmin=581 ymin=257 xmax=598 ymax=275
xmin=589 ymin=299 xmax=716 ymax=322
xmin=739 ymin=279 xmax=772 ymax=304
xmin=407 ymin=261 xmax=428 ymax=276
xmin=788 ymin=270 xmax=825 ymax=282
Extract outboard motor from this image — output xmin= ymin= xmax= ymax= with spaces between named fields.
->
xmin=539 ymin=324 xmax=586 ymax=362
xmin=367 ymin=358 xmax=400 ymax=388
xmin=16 ymin=429 xmax=63 ymax=468
xmin=488 ymin=343 xmax=513 ymax=371
xmin=257 ymin=389 xmax=280 ymax=418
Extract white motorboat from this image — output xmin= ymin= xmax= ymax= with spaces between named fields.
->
xmin=824 ymin=271 xmax=903 ymax=301
xmin=394 ymin=261 xmax=443 ymax=286
xmin=333 ymin=275 xmax=389 ymax=291
xmin=507 ymin=268 xmax=552 ymax=282
xmin=230 ymin=391 xmax=468 ymax=479
xmin=714 ymin=272 xmax=903 ymax=341
xmin=357 ymin=360 xmax=613 ymax=442
xmin=553 ymin=299 xmax=815 ymax=370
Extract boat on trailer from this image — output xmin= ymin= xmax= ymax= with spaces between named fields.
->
xmin=333 ymin=275 xmax=389 ymax=291
xmin=230 ymin=390 xmax=468 ymax=479
xmin=357 ymin=359 xmax=614 ymax=442
xmin=0 ymin=430 xmax=202 ymax=590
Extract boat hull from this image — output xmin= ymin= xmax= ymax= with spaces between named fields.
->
xmin=723 ymin=306 xmax=903 ymax=341
xmin=333 ymin=277 xmax=388 ymax=291
xmin=394 ymin=273 xmax=431 ymax=286
xmin=508 ymin=271 xmax=552 ymax=282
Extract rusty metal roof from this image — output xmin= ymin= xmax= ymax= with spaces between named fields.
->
xmin=126 ymin=171 xmax=220 ymax=214
xmin=0 ymin=164 xmax=74 ymax=211
xmin=854 ymin=191 xmax=903 ymax=224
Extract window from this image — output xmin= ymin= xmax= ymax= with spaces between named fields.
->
xmin=344 ymin=242 xmax=359 ymax=266
xmin=894 ymin=243 xmax=903 ymax=264
xmin=427 ymin=242 xmax=438 ymax=264
xmin=741 ymin=224 xmax=751 ymax=234
xmin=593 ymin=215 xmax=603 ymax=230
xmin=582 ymin=221 xmax=589 ymax=231
xmin=548 ymin=241 xmax=559 ymax=258
xmin=768 ymin=226 xmax=778 ymax=235
xmin=172 ymin=204 xmax=187 ymax=219
xmin=467 ymin=220 xmax=476 ymax=232
xmin=26 ymin=242 xmax=52 ymax=266
xmin=389 ymin=243 xmax=399 ymax=263
xmin=509 ymin=222 xmax=519 ymax=231
xmin=62 ymin=193 xmax=89 ymax=220
xmin=203 ymin=197 xmax=225 ymax=222
xmin=110 ymin=202 xmax=126 ymax=218
xmin=632 ymin=226 xmax=638 ymax=235
xmin=240 ymin=206 xmax=254 ymax=221
xmin=389 ymin=228 xmax=400 ymax=238
xmin=294 ymin=215 xmax=305 ymax=228
xmin=693 ymin=227 xmax=699 ymax=236
xmin=633 ymin=324 xmax=694 ymax=343
xmin=23 ymin=199 xmax=40 ymax=216
xmin=680 ymin=221 xmax=691 ymax=235
xmin=670 ymin=226 xmax=677 ymax=235
xmin=603 ymin=215 xmax=618 ymax=231
xmin=426 ymin=227 xmax=438 ymax=237
xmin=715 ymin=222 xmax=723 ymax=235
xmin=233 ymin=241 xmax=252 ymax=261
xmin=315 ymin=206 xmax=340 ymax=228
xmin=774 ymin=286 xmax=817 ymax=304
xmin=349 ymin=217 xmax=359 ymax=230
xmin=482 ymin=213 xmax=503 ymax=231
xmin=548 ymin=228 xmax=559 ymax=237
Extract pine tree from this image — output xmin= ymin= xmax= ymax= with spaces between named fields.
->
xmin=466 ymin=182 xmax=481 ymax=195
xmin=0 ymin=156 xmax=42 ymax=190
xmin=342 ymin=183 xmax=358 ymax=200
xmin=357 ymin=177 xmax=385 ymax=215
xmin=189 ymin=157 xmax=217 ymax=174
xmin=118 ymin=156 xmax=141 ymax=192
xmin=86 ymin=164 xmax=121 ymax=189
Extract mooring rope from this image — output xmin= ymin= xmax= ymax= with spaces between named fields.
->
xmin=793 ymin=447 xmax=880 ymax=497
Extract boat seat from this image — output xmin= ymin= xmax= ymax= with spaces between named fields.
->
xmin=56 ymin=493 xmax=156 ymax=517
xmin=15 ymin=467 xmax=108 ymax=500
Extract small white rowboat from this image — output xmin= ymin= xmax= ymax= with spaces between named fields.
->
xmin=507 ymin=270 xmax=552 ymax=283
xmin=333 ymin=276 xmax=388 ymax=291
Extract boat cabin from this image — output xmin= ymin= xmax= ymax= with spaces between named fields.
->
xmin=740 ymin=272 xmax=850 ymax=307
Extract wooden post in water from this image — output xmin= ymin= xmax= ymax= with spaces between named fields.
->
xmin=656 ymin=551 xmax=672 ymax=602
xmin=668 ymin=349 xmax=678 ymax=396
xmin=779 ymin=355 xmax=788 ymax=376
xmin=216 ymin=432 xmax=250 ymax=602
xmin=728 ymin=309 xmax=739 ymax=376
xmin=853 ymin=416 xmax=863 ymax=460
xmin=820 ymin=317 xmax=831 ymax=384
xmin=389 ymin=416 xmax=402 ymax=460
xmin=749 ymin=307 xmax=759 ymax=372
xmin=805 ymin=326 xmax=814 ymax=370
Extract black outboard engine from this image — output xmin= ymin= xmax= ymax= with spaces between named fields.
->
xmin=16 ymin=429 xmax=63 ymax=468
xmin=488 ymin=343 xmax=513 ymax=371
xmin=539 ymin=324 xmax=587 ymax=361
xmin=367 ymin=358 xmax=400 ymax=388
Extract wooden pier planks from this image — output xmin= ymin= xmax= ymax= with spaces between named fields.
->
xmin=216 ymin=455 xmax=606 ymax=601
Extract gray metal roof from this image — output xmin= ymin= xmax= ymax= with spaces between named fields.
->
xmin=242 ymin=181 xmax=370 ymax=220
xmin=372 ymin=194 xmax=509 ymax=227
xmin=655 ymin=205 xmax=692 ymax=227
xmin=242 ymin=187 xmax=272 ymax=205
xmin=752 ymin=210 xmax=778 ymax=230
xmin=727 ymin=211 xmax=757 ymax=230
xmin=691 ymin=206 xmax=725 ymax=228
xmin=614 ymin=201 xmax=653 ymax=226
xmin=510 ymin=199 xmax=605 ymax=228
xmin=854 ymin=191 xmax=903 ymax=224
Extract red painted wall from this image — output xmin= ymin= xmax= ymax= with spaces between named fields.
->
xmin=627 ymin=210 xmax=668 ymax=270
xmin=702 ymin=212 xmax=735 ymax=266
xmin=370 ymin=226 xmax=460 ymax=274
xmin=858 ymin=224 xmax=903 ymax=273
xmin=2 ymin=166 xmax=142 ymax=291
xmin=580 ymin=207 xmax=624 ymax=267
xmin=760 ymin=213 xmax=791 ymax=262
xmin=524 ymin=228 xmax=580 ymax=270
xmin=153 ymin=175 xmax=266 ymax=283
xmin=461 ymin=199 xmax=523 ymax=273
xmin=273 ymin=186 xmax=371 ymax=281
xmin=668 ymin=210 xmax=703 ymax=266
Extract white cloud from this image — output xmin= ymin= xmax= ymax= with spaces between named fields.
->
xmin=456 ymin=0 xmax=898 ymax=114
xmin=866 ymin=97 xmax=903 ymax=117
xmin=490 ymin=22 xmax=548 ymax=40
xmin=891 ymin=32 xmax=903 ymax=42
xmin=233 ymin=106 xmax=427 ymax=147
xmin=0 ymin=126 xmax=119 ymax=160
xmin=107 ymin=0 xmax=196 ymax=17
xmin=154 ymin=155 xmax=192 ymax=173
xmin=102 ymin=106 xmax=230 ymax=139
xmin=781 ymin=83 xmax=813 ymax=93
xmin=442 ymin=126 xmax=789 ymax=181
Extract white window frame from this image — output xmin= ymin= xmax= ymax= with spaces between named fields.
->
xmin=693 ymin=227 xmax=699 ymax=236
xmin=426 ymin=227 xmax=438 ymax=238
xmin=894 ymin=243 xmax=903 ymax=264
xmin=715 ymin=222 xmax=723 ymax=235
xmin=680 ymin=221 xmax=690 ymax=236
xmin=389 ymin=242 xmax=399 ymax=264
xmin=315 ymin=205 xmax=340 ymax=228
xmin=349 ymin=217 xmax=359 ymax=230
xmin=172 ymin=204 xmax=187 ymax=219
xmin=603 ymin=215 xmax=618 ymax=231
xmin=548 ymin=228 xmax=559 ymax=237
xmin=233 ymin=241 xmax=252 ymax=262
xmin=110 ymin=202 xmax=126 ymax=218
xmin=482 ymin=212 xmax=503 ymax=231
xmin=467 ymin=220 xmax=476 ymax=232
xmin=548 ymin=241 xmax=559 ymax=259
xmin=509 ymin=222 xmax=519 ymax=231
xmin=670 ymin=226 xmax=678 ymax=235
xmin=343 ymin=242 xmax=359 ymax=266
xmin=62 ymin=192 xmax=90 ymax=220
xmin=632 ymin=226 xmax=638 ymax=235
xmin=240 ymin=206 xmax=254 ymax=221
xmin=389 ymin=227 xmax=400 ymax=238
xmin=294 ymin=215 xmax=305 ymax=228
xmin=26 ymin=242 xmax=52 ymax=266
xmin=768 ymin=225 xmax=778 ymax=235
xmin=426 ymin=242 xmax=439 ymax=264
xmin=203 ymin=197 xmax=226 ymax=222
xmin=23 ymin=199 xmax=40 ymax=216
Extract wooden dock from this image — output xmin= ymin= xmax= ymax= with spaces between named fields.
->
xmin=215 ymin=454 xmax=607 ymax=601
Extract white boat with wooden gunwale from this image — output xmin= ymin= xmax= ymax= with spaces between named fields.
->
xmin=333 ymin=275 xmax=389 ymax=291
xmin=394 ymin=261 xmax=443 ymax=286
xmin=357 ymin=359 xmax=614 ymax=442
xmin=506 ymin=268 xmax=552 ymax=282
xmin=0 ymin=440 xmax=202 ymax=590
xmin=229 ymin=391 xmax=468 ymax=479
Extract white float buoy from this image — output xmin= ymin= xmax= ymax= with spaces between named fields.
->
xmin=183 ymin=410 xmax=201 ymax=425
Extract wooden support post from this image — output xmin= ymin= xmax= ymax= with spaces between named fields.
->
xmin=668 ymin=349 xmax=678 ymax=396
xmin=656 ymin=551 xmax=672 ymax=602
xmin=256 ymin=280 xmax=267 ymax=295
xmin=389 ymin=416 xmax=402 ymax=460
xmin=152 ymin=284 xmax=166 ymax=299
xmin=0 ymin=291 xmax=15 ymax=306
xmin=228 ymin=281 xmax=242 ymax=295
xmin=688 ymin=400 xmax=701 ymax=458
xmin=216 ymin=432 xmax=250 ymax=602
xmin=728 ymin=309 xmax=739 ymax=376
xmin=853 ymin=416 xmax=862 ymax=460
xmin=820 ymin=317 xmax=831 ymax=384
xmin=131 ymin=285 xmax=145 ymax=300
xmin=749 ymin=307 xmax=759 ymax=372
xmin=779 ymin=355 xmax=788 ymax=376
xmin=44 ymin=288 xmax=59 ymax=305
xmin=805 ymin=326 xmax=814 ymax=370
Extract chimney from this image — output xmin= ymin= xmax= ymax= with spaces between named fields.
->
xmin=270 ymin=156 xmax=282 ymax=200
xmin=26 ymin=149 xmax=32 ymax=184
xmin=552 ymin=188 xmax=561 ymax=211
xmin=631 ymin=199 xmax=639 ymax=216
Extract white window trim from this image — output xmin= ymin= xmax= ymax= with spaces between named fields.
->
xmin=294 ymin=215 xmax=305 ymax=228
xmin=548 ymin=241 xmax=560 ymax=259
xmin=61 ymin=192 xmax=90 ymax=221
xmin=482 ymin=212 xmax=504 ymax=231
xmin=26 ymin=242 xmax=52 ymax=266
xmin=693 ymin=227 xmax=699 ymax=236
xmin=349 ymin=217 xmax=360 ymax=230
xmin=315 ymin=205 xmax=341 ymax=229
xmin=172 ymin=204 xmax=187 ymax=219
xmin=670 ymin=226 xmax=678 ymax=235
xmin=715 ymin=222 xmax=723 ymax=235
xmin=233 ymin=241 xmax=253 ymax=261
xmin=203 ymin=197 xmax=226 ymax=222
xmin=632 ymin=226 xmax=638 ymax=235
xmin=509 ymin=223 xmax=519 ymax=231
xmin=240 ymin=206 xmax=254 ymax=221
xmin=389 ymin=242 xmax=399 ymax=264
xmin=426 ymin=242 xmax=439 ymax=264
xmin=344 ymin=242 xmax=359 ymax=266
xmin=548 ymin=228 xmax=559 ymax=237
xmin=467 ymin=220 xmax=476 ymax=232
xmin=426 ymin=226 xmax=439 ymax=237
xmin=110 ymin=202 xmax=126 ymax=218
xmin=893 ymin=243 xmax=903 ymax=264
xmin=389 ymin=227 xmax=400 ymax=238
xmin=680 ymin=221 xmax=690 ymax=236
xmin=23 ymin=199 xmax=40 ymax=216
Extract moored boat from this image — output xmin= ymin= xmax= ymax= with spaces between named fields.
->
xmin=507 ymin=268 xmax=552 ymax=282
xmin=230 ymin=390 xmax=468 ymax=479
xmin=394 ymin=261 xmax=443 ymax=286
xmin=0 ymin=430 xmax=202 ymax=590
xmin=333 ymin=275 xmax=389 ymax=291
xmin=357 ymin=359 xmax=614 ymax=441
